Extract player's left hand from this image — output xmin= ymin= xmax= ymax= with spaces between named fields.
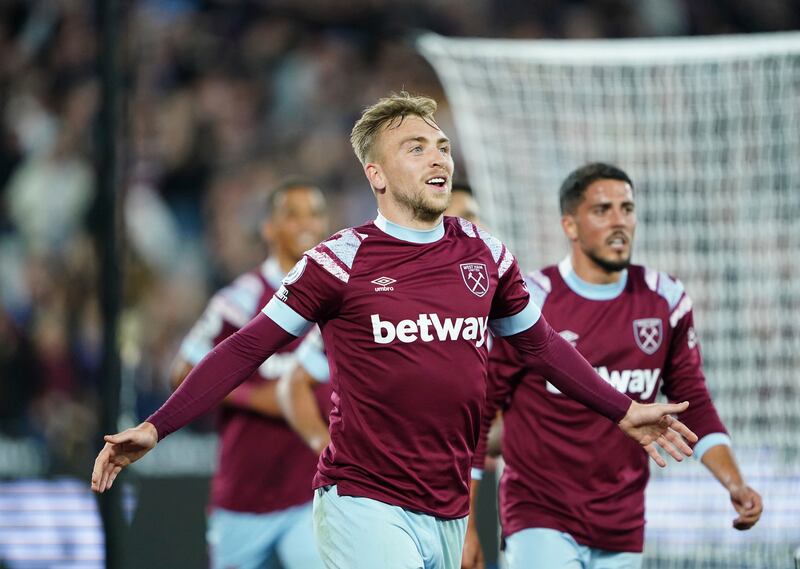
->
xmin=91 ymin=422 xmax=158 ymax=493
xmin=729 ymin=484 xmax=763 ymax=530
xmin=461 ymin=523 xmax=484 ymax=569
xmin=618 ymin=401 xmax=698 ymax=467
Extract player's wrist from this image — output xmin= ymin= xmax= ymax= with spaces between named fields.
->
xmin=617 ymin=400 xmax=638 ymax=429
xmin=725 ymin=479 xmax=748 ymax=496
xmin=139 ymin=421 xmax=159 ymax=443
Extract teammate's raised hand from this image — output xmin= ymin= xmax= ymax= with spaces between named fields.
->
xmin=91 ymin=422 xmax=158 ymax=493
xmin=617 ymin=401 xmax=698 ymax=467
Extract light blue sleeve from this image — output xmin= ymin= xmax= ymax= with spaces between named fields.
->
xmin=262 ymin=297 xmax=314 ymax=337
xmin=693 ymin=433 xmax=732 ymax=461
xmin=489 ymin=299 xmax=541 ymax=337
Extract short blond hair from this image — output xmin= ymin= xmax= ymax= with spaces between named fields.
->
xmin=350 ymin=92 xmax=438 ymax=165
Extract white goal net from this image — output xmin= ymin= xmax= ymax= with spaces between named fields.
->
xmin=419 ymin=32 xmax=800 ymax=569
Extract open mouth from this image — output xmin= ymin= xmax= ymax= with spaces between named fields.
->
xmin=607 ymin=233 xmax=629 ymax=251
xmin=426 ymin=176 xmax=447 ymax=189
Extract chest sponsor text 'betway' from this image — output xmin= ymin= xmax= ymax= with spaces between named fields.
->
xmin=371 ymin=314 xmax=489 ymax=348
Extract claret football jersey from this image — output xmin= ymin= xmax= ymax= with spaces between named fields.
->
xmin=262 ymin=212 xmax=538 ymax=519
xmin=489 ymin=257 xmax=728 ymax=551
xmin=179 ymin=258 xmax=331 ymax=513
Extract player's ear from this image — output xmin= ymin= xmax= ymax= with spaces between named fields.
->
xmin=365 ymin=162 xmax=386 ymax=193
xmin=561 ymin=214 xmax=578 ymax=241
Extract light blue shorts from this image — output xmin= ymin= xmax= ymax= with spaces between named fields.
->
xmin=207 ymin=501 xmax=324 ymax=569
xmin=504 ymin=528 xmax=642 ymax=569
xmin=313 ymin=485 xmax=468 ymax=569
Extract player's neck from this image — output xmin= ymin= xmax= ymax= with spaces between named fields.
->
xmin=377 ymin=199 xmax=443 ymax=231
xmin=569 ymin=252 xmax=624 ymax=285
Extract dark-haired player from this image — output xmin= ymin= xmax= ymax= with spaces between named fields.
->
xmin=471 ymin=163 xmax=762 ymax=569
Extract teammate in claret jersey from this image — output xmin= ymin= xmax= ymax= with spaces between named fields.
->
xmin=274 ymin=182 xmax=484 ymax=459
xmin=170 ymin=179 xmax=331 ymax=569
xmin=274 ymin=180 xmax=491 ymax=568
xmin=92 ymin=94 xmax=699 ymax=569
xmin=469 ymin=163 xmax=763 ymax=569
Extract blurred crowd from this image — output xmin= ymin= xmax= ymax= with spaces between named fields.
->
xmin=0 ymin=0 xmax=797 ymax=477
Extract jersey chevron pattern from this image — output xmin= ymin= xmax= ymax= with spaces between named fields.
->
xmin=263 ymin=214 xmax=537 ymax=518
xmin=484 ymin=261 xmax=727 ymax=551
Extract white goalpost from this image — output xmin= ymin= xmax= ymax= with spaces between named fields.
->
xmin=418 ymin=32 xmax=800 ymax=569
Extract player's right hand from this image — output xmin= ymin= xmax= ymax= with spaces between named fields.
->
xmin=91 ymin=422 xmax=158 ymax=493
xmin=617 ymin=401 xmax=697 ymax=467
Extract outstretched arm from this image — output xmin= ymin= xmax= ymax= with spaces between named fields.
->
xmin=502 ymin=315 xmax=697 ymax=466
xmin=171 ymin=356 xmax=283 ymax=418
xmin=91 ymin=313 xmax=296 ymax=493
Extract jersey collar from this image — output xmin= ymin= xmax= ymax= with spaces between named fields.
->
xmin=558 ymin=256 xmax=627 ymax=301
xmin=374 ymin=210 xmax=445 ymax=244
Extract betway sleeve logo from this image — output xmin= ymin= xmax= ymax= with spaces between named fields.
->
xmin=371 ymin=314 xmax=489 ymax=347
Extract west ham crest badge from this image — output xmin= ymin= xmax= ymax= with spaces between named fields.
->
xmin=633 ymin=318 xmax=663 ymax=355
xmin=460 ymin=263 xmax=489 ymax=297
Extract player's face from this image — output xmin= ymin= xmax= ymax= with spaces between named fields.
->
xmin=445 ymin=191 xmax=481 ymax=225
xmin=370 ymin=115 xmax=454 ymax=223
xmin=265 ymin=186 xmax=328 ymax=262
xmin=565 ymin=179 xmax=636 ymax=273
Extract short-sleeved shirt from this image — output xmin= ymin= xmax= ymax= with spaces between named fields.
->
xmin=262 ymin=213 xmax=538 ymax=519
xmin=180 ymin=258 xmax=331 ymax=513
xmin=489 ymin=258 xmax=728 ymax=551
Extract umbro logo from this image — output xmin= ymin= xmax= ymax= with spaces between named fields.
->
xmin=371 ymin=276 xmax=396 ymax=292
xmin=371 ymin=276 xmax=396 ymax=287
